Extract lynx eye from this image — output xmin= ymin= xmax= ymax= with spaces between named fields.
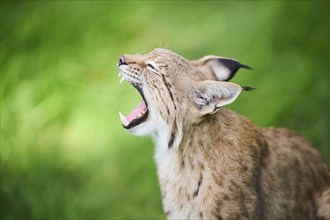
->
xmin=146 ymin=62 xmax=156 ymax=70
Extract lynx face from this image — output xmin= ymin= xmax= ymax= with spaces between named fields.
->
xmin=118 ymin=48 xmax=250 ymax=149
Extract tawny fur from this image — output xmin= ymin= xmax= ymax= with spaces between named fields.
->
xmin=118 ymin=48 xmax=330 ymax=220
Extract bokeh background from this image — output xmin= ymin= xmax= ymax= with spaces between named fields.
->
xmin=1 ymin=1 xmax=329 ymax=219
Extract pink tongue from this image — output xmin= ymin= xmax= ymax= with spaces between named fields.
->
xmin=126 ymin=100 xmax=147 ymax=123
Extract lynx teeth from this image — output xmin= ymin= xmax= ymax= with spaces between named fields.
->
xmin=119 ymin=112 xmax=129 ymax=126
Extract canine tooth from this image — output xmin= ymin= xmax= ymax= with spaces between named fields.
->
xmin=118 ymin=72 xmax=121 ymax=77
xmin=119 ymin=112 xmax=129 ymax=126
xmin=119 ymin=77 xmax=124 ymax=84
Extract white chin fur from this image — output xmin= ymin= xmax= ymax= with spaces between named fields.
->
xmin=126 ymin=108 xmax=182 ymax=152
xmin=126 ymin=110 xmax=157 ymax=136
xmin=127 ymin=119 xmax=154 ymax=136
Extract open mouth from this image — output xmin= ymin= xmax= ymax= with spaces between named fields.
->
xmin=119 ymin=81 xmax=149 ymax=129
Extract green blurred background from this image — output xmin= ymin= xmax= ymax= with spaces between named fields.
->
xmin=1 ymin=1 xmax=329 ymax=219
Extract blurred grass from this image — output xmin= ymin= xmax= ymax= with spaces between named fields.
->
xmin=1 ymin=1 xmax=329 ymax=219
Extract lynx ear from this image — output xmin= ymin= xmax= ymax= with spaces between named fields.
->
xmin=194 ymin=81 xmax=243 ymax=115
xmin=191 ymin=56 xmax=252 ymax=81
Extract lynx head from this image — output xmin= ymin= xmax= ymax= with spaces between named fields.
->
xmin=118 ymin=48 xmax=251 ymax=150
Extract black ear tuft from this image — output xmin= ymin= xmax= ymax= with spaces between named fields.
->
xmin=239 ymin=64 xmax=253 ymax=70
xmin=217 ymin=59 xmax=240 ymax=73
xmin=217 ymin=59 xmax=253 ymax=81
xmin=242 ymin=86 xmax=255 ymax=91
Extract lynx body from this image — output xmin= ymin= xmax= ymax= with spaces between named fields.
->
xmin=117 ymin=48 xmax=329 ymax=219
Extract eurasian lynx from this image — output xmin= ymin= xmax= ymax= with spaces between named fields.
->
xmin=117 ymin=48 xmax=329 ymax=219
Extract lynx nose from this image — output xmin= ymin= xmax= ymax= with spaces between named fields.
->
xmin=118 ymin=55 xmax=126 ymax=66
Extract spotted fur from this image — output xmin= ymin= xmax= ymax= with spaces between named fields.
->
xmin=118 ymin=48 xmax=329 ymax=220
